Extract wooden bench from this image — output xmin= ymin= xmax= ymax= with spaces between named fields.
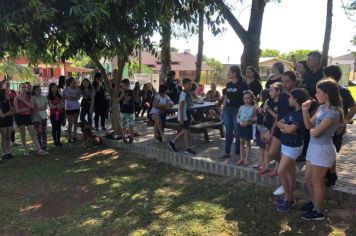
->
xmin=165 ymin=120 xmax=224 ymax=142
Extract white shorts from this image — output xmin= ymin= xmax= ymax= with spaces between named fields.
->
xmin=306 ymin=143 xmax=336 ymax=168
xmin=281 ymin=145 xmax=303 ymax=160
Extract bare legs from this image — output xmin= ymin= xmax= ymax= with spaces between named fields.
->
xmin=267 ymin=136 xmax=281 ymax=175
xmin=171 ymin=129 xmax=191 ymax=149
xmin=237 ymin=138 xmax=251 ymax=165
xmin=18 ymin=125 xmax=46 ymax=155
xmin=305 ymin=161 xmax=328 ymax=211
xmin=278 ymin=156 xmax=296 ymax=201
xmin=152 ymin=114 xmax=166 ymax=142
xmin=67 ymin=113 xmax=79 ymax=141
xmin=0 ymin=127 xmax=12 ymax=155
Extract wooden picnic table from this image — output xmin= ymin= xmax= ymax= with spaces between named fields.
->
xmin=164 ymin=101 xmax=224 ymax=142
xmin=169 ymin=101 xmax=217 ymax=112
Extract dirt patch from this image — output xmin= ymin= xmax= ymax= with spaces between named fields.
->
xmin=20 ymin=185 xmax=96 ymax=218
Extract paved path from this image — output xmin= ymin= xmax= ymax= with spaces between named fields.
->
xmin=95 ymin=118 xmax=356 ymax=199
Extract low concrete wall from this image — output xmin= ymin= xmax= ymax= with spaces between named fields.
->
xmin=103 ymin=138 xmax=356 ymax=202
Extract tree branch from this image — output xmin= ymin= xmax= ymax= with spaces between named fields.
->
xmin=86 ymin=51 xmax=111 ymax=95
xmin=214 ymin=0 xmax=249 ymax=44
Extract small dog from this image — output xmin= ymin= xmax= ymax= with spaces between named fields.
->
xmin=78 ymin=122 xmax=102 ymax=147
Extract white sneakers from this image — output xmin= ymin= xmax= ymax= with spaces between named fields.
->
xmin=273 ymin=185 xmax=285 ymax=196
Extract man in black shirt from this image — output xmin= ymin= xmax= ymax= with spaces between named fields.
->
xmin=303 ymin=51 xmax=323 ymax=98
xmin=165 ymin=70 xmax=179 ymax=104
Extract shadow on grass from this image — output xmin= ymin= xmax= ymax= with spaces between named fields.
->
xmin=0 ymin=143 xmax=355 ymax=235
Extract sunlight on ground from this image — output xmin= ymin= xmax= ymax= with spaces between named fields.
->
xmin=100 ymin=210 xmax=113 ymax=218
xmin=279 ymin=219 xmax=292 ymax=234
xmin=65 ymin=167 xmax=92 ymax=174
xmin=78 ymin=149 xmax=117 ymax=161
xmin=93 ymin=177 xmax=109 ymax=185
xmin=20 ymin=204 xmax=42 ymax=213
xmin=131 ymin=190 xmax=149 ymax=201
xmin=154 ymin=188 xmax=181 ymax=197
xmin=80 ymin=218 xmax=102 ymax=227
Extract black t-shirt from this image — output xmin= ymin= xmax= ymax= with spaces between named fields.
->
xmin=0 ymin=100 xmax=11 ymax=114
xmin=248 ymin=79 xmax=262 ymax=98
xmin=264 ymin=99 xmax=278 ymax=129
xmin=225 ymin=80 xmax=249 ymax=108
xmin=265 ymin=75 xmax=282 ymax=89
xmin=94 ymin=87 xmax=107 ymax=109
xmin=339 ymin=86 xmax=355 ymax=115
xmin=120 ymin=89 xmax=134 ymax=114
xmin=280 ymin=110 xmax=305 ymax=147
xmin=166 ymin=80 xmax=179 ymax=104
xmin=142 ymin=90 xmax=154 ymax=103
xmin=302 ymin=67 xmax=323 ymax=98
xmin=277 ymin=92 xmax=293 ymax=120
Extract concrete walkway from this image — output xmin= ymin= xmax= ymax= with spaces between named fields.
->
xmin=97 ymin=118 xmax=356 ymax=201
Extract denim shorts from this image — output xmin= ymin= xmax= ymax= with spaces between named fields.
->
xmin=281 ymin=145 xmax=303 ymax=160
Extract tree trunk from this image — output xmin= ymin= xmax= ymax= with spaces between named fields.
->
xmin=111 ymin=57 xmax=126 ymax=135
xmin=215 ymin=0 xmax=266 ymax=74
xmin=322 ymin=0 xmax=333 ymax=67
xmin=240 ymin=41 xmax=260 ymax=75
xmin=87 ymin=51 xmax=126 ymax=132
xmin=160 ymin=20 xmax=172 ymax=82
xmin=87 ymin=52 xmax=111 ymax=95
xmin=195 ymin=6 xmax=204 ymax=83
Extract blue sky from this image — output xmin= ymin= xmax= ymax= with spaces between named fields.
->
xmin=152 ymin=0 xmax=356 ymax=64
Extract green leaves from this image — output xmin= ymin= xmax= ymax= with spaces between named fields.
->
xmin=0 ymin=60 xmax=39 ymax=83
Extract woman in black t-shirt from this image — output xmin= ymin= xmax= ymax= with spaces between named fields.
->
xmin=0 ymin=89 xmax=15 ymax=159
xmin=265 ymin=62 xmax=285 ymax=89
xmin=141 ymin=83 xmax=155 ymax=117
xmin=245 ymin=66 xmax=262 ymax=100
xmin=220 ymin=65 xmax=248 ymax=159
xmin=93 ymin=80 xmax=107 ymax=131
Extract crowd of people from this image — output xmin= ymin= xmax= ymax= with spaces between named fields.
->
xmin=218 ymin=51 xmax=355 ymax=221
xmin=0 ymin=51 xmax=355 ymax=221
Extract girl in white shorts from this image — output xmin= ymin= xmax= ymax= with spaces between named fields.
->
xmin=275 ymin=88 xmax=309 ymax=213
xmin=301 ymin=79 xmax=343 ymax=221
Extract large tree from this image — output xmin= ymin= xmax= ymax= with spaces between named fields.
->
xmin=215 ymin=0 xmax=266 ymax=73
xmin=158 ymin=0 xmax=224 ymax=82
xmin=195 ymin=4 xmax=205 ymax=83
xmin=322 ymin=0 xmax=333 ymax=67
xmin=0 ymin=0 xmax=164 ymax=132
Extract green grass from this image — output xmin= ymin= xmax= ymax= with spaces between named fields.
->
xmin=0 ymin=142 xmax=355 ymax=235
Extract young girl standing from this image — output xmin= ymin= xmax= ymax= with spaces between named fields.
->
xmin=32 ymin=86 xmax=48 ymax=150
xmin=0 ymin=89 xmax=14 ymax=159
xmin=267 ymin=71 xmax=298 ymax=196
xmin=236 ymin=90 xmax=257 ymax=166
xmin=48 ymin=83 xmax=65 ymax=146
xmin=14 ymin=83 xmax=47 ymax=155
xmin=256 ymin=82 xmax=282 ymax=174
xmin=275 ymin=88 xmax=309 ymax=213
xmin=301 ymin=79 xmax=343 ymax=220
xmin=63 ymin=77 xmax=81 ymax=143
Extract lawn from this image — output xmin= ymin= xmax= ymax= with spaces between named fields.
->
xmin=0 ymin=141 xmax=355 ymax=235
